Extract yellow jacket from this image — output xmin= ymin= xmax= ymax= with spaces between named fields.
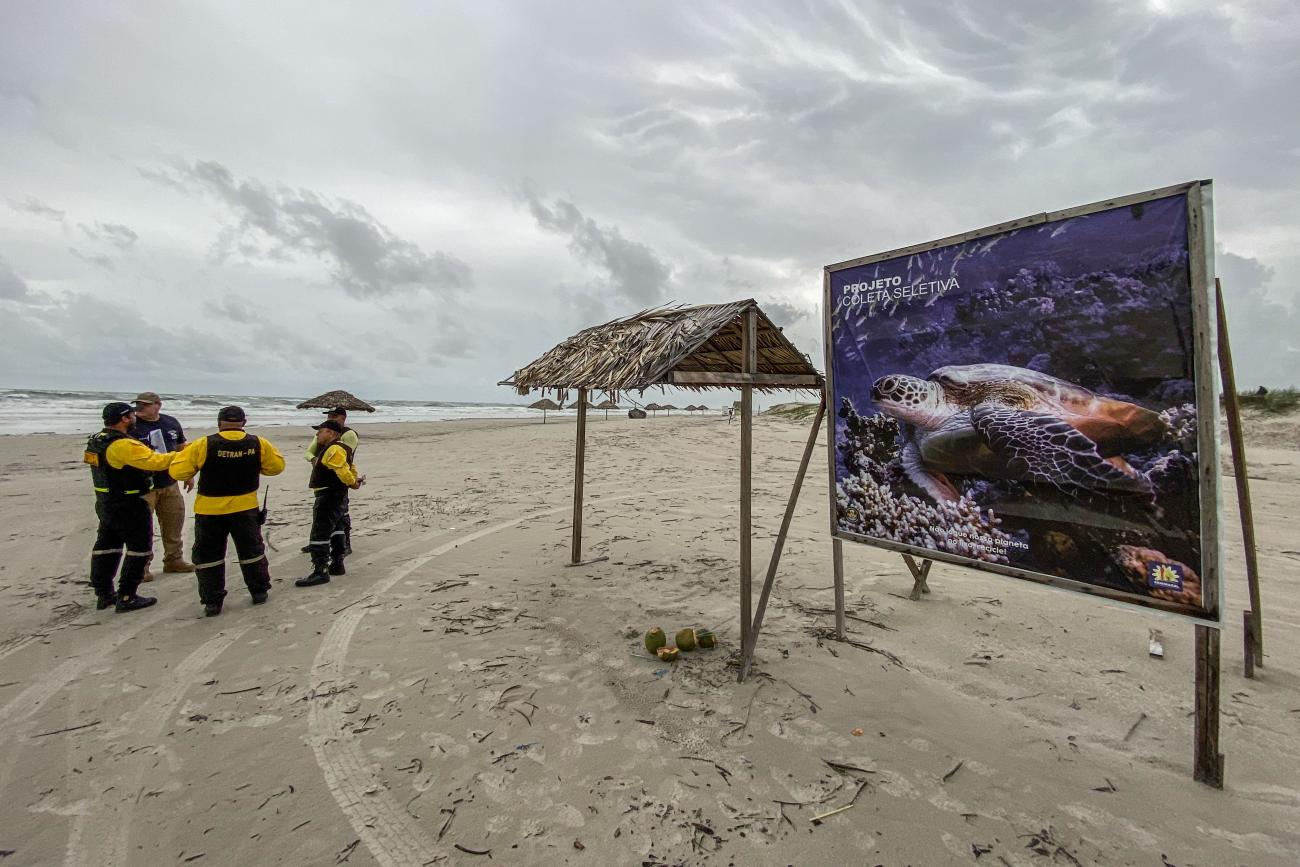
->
xmin=170 ymin=431 xmax=286 ymax=515
xmin=106 ymin=438 xmax=176 ymax=473
xmin=313 ymin=442 xmax=359 ymax=488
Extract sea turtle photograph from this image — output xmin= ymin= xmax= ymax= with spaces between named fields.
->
xmin=827 ymin=191 xmax=1207 ymax=611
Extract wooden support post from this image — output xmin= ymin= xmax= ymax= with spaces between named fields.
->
xmin=739 ymin=397 xmax=826 ymax=681
xmin=832 ymin=539 xmax=845 ymax=641
xmin=739 ymin=309 xmax=757 ymax=658
xmin=570 ymin=388 xmax=588 ymax=566
xmin=903 ymin=554 xmax=932 ymax=600
xmin=1242 ymin=610 xmax=1255 ymax=680
xmin=1193 ymin=624 xmax=1224 ymax=788
xmin=1215 ymin=279 xmax=1263 ymax=674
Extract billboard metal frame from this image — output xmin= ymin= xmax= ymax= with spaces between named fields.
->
xmin=822 ymin=180 xmax=1222 ymax=626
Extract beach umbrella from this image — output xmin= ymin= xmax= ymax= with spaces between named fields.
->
xmin=296 ymin=389 xmax=377 ymax=412
xmin=529 ymin=397 xmax=561 ymax=423
xmin=594 ymin=398 xmax=619 ymax=420
xmin=661 ymin=404 xmax=678 ymax=416
xmin=644 ymin=402 xmax=663 ymax=417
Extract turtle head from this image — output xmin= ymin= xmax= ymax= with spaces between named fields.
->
xmin=871 ymin=374 xmax=950 ymax=428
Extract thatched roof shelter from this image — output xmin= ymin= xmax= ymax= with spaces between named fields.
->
xmin=502 ymin=299 xmax=822 ymax=398
xmin=297 ymin=389 xmax=377 ymax=412
xmin=500 ymin=299 xmax=829 ymax=684
xmin=593 ymin=398 xmax=619 ymax=420
xmin=644 ymin=402 xmax=664 ymax=415
xmin=528 ymin=397 xmax=561 ymax=423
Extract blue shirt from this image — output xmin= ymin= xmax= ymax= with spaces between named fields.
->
xmin=131 ymin=414 xmax=187 ymax=488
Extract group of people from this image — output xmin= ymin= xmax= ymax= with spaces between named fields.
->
xmin=84 ymin=394 xmax=365 ymax=617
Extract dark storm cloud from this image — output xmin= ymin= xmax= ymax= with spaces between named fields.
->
xmin=1216 ymin=248 xmax=1300 ymax=386
xmin=156 ymin=160 xmax=473 ymax=299
xmin=9 ymin=196 xmax=64 ymax=222
xmin=517 ymin=185 xmax=671 ymax=307
xmin=0 ymin=256 xmax=30 ymax=300
xmin=761 ymin=300 xmax=812 ymax=329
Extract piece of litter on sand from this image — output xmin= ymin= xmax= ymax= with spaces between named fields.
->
xmin=1148 ymin=628 xmax=1164 ymax=659
xmin=811 ymin=803 xmax=854 ymax=823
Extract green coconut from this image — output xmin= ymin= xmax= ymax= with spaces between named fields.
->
xmin=656 ymin=646 xmax=680 ymax=662
xmin=695 ymin=628 xmax=716 ymax=649
xmin=644 ymin=627 xmax=667 ymax=653
xmin=675 ymin=628 xmax=697 ymax=652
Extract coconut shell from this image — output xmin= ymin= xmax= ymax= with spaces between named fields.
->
xmin=695 ymin=628 xmax=716 ymax=649
xmin=655 ymin=646 xmax=680 ymax=662
xmin=645 ymin=627 xmax=667 ymax=652
xmin=675 ymin=628 xmax=697 ymax=652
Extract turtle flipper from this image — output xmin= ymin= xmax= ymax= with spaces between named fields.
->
xmin=970 ymin=405 xmax=1152 ymax=495
xmin=902 ymin=439 xmax=959 ymax=501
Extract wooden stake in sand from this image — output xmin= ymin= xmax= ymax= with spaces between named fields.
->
xmin=739 ymin=308 xmax=756 ymax=657
xmin=571 ymin=388 xmax=587 ymax=566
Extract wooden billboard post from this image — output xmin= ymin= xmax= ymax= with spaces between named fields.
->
xmin=1214 ymin=279 xmax=1264 ymax=676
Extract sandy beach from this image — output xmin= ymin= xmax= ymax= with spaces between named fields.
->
xmin=0 ymin=411 xmax=1296 ymax=866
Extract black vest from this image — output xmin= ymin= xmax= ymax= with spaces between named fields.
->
xmin=85 ymin=429 xmax=152 ymax=501
xmin=198 ymin=433 xmax=262 ymax=497
xmin=309 ymin=441 xmax=354 ymax=491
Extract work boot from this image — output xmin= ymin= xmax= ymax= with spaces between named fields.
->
xmin=300 ymin=544 xmax=312 ymax=553
xmin=251 ymin=591 xmax=268 ymax=605
xmin=295 ymin=570 xmax=330 ymax=588
xmin=204 ymin=603 xmax=222 ymax=617
xmin=328 ymin=559 xmax=346 ymax=576
xmin=96 ymin=593 xmax=118 ymax=611
xmin=116 ymin=594 xmax=157 ymax=613
xmin=164 ymin=560 xmax=196 ymax=573
xmin=140 ymin=570 xmax=156 ymax=583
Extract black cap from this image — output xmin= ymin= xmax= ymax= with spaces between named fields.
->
xmin=324 ymin=407 xmax=348 ymax=416
xmin=313 ymin=419 xmax=344 ymax=434
xmin=217 ymin=405 xmax=247 ymax=423
xmin=103 ymin=401 xmax=135 ymax=424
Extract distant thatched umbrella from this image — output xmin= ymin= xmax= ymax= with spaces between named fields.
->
xmin=296 ymin=389 xmax=377 ymax=413
xmin=644 ymin=402 xmax=664 ymax=417
xmin=594 ymin=398 xmax=619 ymax=420
xmin=529 ymin=397 xmax=561 ymax=423
xmin=661 ymin=404 xmax=679 ymax=416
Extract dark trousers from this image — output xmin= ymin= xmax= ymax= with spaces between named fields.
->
xmin=309 ymin=488 xmax=348 ymax=570
xmin=192 ymin=510 xmax=270 ymax=605
xmin=90 ymin=497 xmax=152 ymax=601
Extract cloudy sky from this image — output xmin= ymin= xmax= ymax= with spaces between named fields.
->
xmin=2 ymin=0 xmax=1298 ymax=401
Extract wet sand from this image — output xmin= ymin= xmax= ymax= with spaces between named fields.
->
xmin=0 ymin=412 xmax=1297 ymax=865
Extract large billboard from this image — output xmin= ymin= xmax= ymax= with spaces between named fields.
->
xmin=824 ymin=182 xmax=1220 ymax=622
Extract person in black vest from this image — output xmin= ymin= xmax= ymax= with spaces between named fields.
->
xmin=169 ymin=405 xmax=285 ymax=616
xmin=301 ymin=407 xmax=360 ymax=556
xmin=297 ymin=419 xmax=364 ymax=588
xmin=84 ymin=402 xmax=178 ymax=612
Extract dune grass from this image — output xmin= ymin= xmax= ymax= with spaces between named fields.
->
xmin=1234 ymin=388 xmax=1300 ymax=415
xmin=763 ymin=402 xmax=821 ymax=421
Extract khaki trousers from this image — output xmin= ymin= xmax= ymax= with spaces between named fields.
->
xmin=142 ymin=484 xmax=186 ymax=566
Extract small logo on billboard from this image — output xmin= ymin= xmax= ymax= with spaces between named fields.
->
xmin=845 ymin=508 xmax=860 ymax=522
xmin=1147 ymin=562 xmax=1184 ymax=592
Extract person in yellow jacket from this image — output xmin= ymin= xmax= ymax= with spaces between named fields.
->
xmin=297 ymin=419 xmax=364 ymax=587
xmin=169 ymin=405 xmax=285 ymax=616
xmin=301 ymin=406 xmax=360 ymax=556
xmin=84 ymin=402 xmax=178 ymax=612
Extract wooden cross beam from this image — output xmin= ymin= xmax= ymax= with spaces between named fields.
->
xmin=902 ymin=554 xmax=932 ymax=601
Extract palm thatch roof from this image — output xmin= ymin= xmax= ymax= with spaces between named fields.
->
xmin=296 ymin=390 xmax=377 ymax=412
xmin=644 ymin=402 xmax=664 ymax=411
xmin=528 ymin=398 xmax=561 ymax=411
xmin=593 ymin=399 xmax=620 ymax=410
xmin=502 ymin=300 xmax=822 ymax=396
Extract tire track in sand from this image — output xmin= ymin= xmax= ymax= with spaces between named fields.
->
xmin=307 ymin=485 xmax=711 ymax=867
xmin=62 ymin=625 xmax=251 ymax=867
